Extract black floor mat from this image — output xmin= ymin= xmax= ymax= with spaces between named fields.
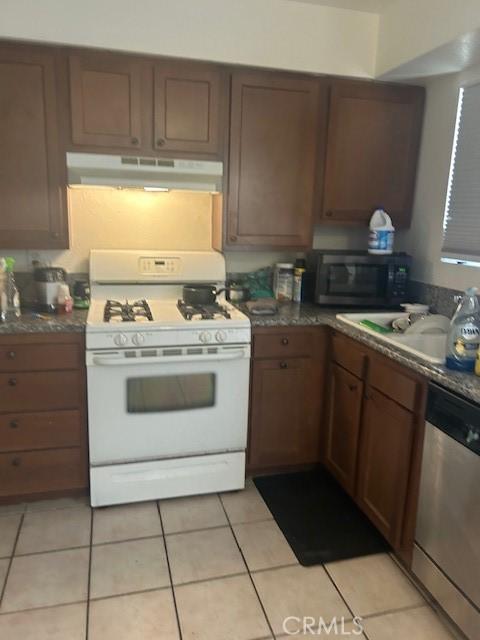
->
xmin=254 ymin=468 xmax=389 ymax=566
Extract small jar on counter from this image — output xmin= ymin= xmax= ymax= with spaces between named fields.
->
xmin=273 ymin=263 xmax=294 ymax=301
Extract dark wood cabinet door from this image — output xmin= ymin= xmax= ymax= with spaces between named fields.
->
xmin=249 ymin=357 xmax=322 ymax=469
xmin=356 ymin=386 xmax=415 ymax=549
xmin=69 ymin=53 xmax=144 ymax=150
xmin=323 ymin=363 xmax=363 ymax=496
xmin=154 ymin=63 xmax=224 ymax=155
xmin=227 ymin=71 xmax=320 ymax=248
xmin=0 ymin=46 xmax=67 ymax=249
xmin=321 ymin=81 xmax=424 ymax=227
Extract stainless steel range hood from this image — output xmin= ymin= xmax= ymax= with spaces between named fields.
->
xmin=67 ymin=153 xmax=223 ymax=192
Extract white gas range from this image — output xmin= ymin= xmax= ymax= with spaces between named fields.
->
xmin=86 ymin=250 xmax=251 ymax=507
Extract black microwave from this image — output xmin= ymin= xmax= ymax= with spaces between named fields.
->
xmin=305 ymin=251 xmax=411 ymax=307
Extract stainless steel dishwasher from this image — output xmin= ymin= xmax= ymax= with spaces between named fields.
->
xmin=413 ymin=382 xmax=480 ymax=640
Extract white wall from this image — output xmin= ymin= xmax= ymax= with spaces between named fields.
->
xmin=377 ymin=0 xmax=480 ymax=77
xmin=0 ymin=0 xmax=378 ymax=77
xmin=401 ymin=64 xmax=480 ymax=290
xmin=4 ymin=189 xmax=213 ymax=273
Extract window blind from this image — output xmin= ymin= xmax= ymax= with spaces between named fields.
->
xmin=442 ymin=82 xmax=480 ymax=265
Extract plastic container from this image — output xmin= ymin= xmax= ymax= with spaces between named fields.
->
xmin=2 ymin=257 xmax=20 ymax=321
xmin=273 ymin=263 xmax=294 ymax=301
xmin=446 ymin=287 xmax=480 ymax=372
xmin=368 ymin=208 xmax=395 ymax=255
xmin=293 ymin=258 xmax=306 ymax=303
xmin=0 ymin=258 xmax=6 ymax=322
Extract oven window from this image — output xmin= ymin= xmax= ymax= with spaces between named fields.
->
xmin=127 ymin=373 xmax=216 ymax=413
xmin=327 ymin=265 xmax=386 ymax=297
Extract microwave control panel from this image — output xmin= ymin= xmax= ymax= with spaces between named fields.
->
xmin=390 ymin=265 xmax=409 ymax=298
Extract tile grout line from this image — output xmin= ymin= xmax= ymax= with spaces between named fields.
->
xmin=156 ymin=502 xmax=183 ymax=640
xmin=0 ymin=512 xmax=24 ymax=607
xmin=84 ymin=507 xmax=94 ymax=640
xmin=322 ymin=563 xmax=372 ymax=640
xmin=218 ymin=492 xmax=277 ymax=640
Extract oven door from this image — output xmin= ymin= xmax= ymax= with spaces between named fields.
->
xmin=86 ymin=345 xmax=250 ymax=465
xmin=316 ymin=259 xmax=391 ymax=306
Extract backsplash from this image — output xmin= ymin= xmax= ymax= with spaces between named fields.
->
xmin=408 ymin=280 xmax=463 ymax=317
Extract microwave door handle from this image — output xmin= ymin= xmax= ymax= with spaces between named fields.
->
xmin=91 ymin=349 xmax=247 ymax=367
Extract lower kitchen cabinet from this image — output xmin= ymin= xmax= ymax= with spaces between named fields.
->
xmin=0 ymin=333 xmax=88 ymax=502
xmin=323 ymin=362 xmax=363 ymax=496
xmin=356 ymin=386 xmax=415 ymax=549
xmin=248 ymin=327 xmax=326 ymax=471
xmin=325 ymin=330 xmax=427 ymax=563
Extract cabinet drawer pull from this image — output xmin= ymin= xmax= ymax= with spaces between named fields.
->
xmin=131 ymin=137 xmax=139 ymax=145
xmin=7 ymin=351 xmax=16 ymax=360
xmin=281 ymin=338 xmax=289 ymax=346
xmin=156 ymin=138 xmax=165 ymax=147
xmin=11 ymin=457 xmax=21 ymax=467
xmin=8 ymin=378 xmax=17 ymax=387
xmin=9 ymin=420 xmax=19 ymax=429
xmin=280 ymin=361 xmax=288 ymax=369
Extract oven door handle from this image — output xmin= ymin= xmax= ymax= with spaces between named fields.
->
xmin=90 ymin=349 xmax=248 ymax=367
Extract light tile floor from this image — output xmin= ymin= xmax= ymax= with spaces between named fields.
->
xmin=0 ymin=482 xmax=459 ymax=639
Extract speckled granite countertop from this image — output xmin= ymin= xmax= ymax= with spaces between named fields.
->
xmin=243 ymin=302 xmax=480 ymax=405
xmin=0 ymin=309 xmax=88 ymax=334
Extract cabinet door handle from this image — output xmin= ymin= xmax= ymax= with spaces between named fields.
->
xmin=280 ymin=361 xmax=288 ymax=369
xmin=281 ymin=338 xmax=289 ymax=346
xmin=9 ymin=420 xmax=18 ymax=429
xmin=229 ymin=235 xmax=237 ymax=242
xmin=348 ymin=383 xmax=357 ymax=391
xmin=8 ymin=378 xmax=17 ymax=387
xmin=50 ymin=232 xmax=60 ymax=239
xmin=156 ymin=138 xmax=165 ymax=147
xmin=7 ymin=351 xmax=16 ymax=360
xmin=325 ymin=210 xmax=333 ymax=217
xmin=131 ymin=137 xmax=139 ymax=145
xmin=11 ymin=457 xmax=21 ymax=467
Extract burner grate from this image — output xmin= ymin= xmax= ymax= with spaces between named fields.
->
xmin=104 ymin=299 xmax=153 ymax=323
xmin=177 ymin=300 xmax=232 ymax=321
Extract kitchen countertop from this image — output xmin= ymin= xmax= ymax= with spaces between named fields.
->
xmin=0 ymin=308 xmax=89 ymax=334
xmin=243 ymin=302 xmax=480 ymax=405
xmin=2 ymin=301 xmax=480 ymax=405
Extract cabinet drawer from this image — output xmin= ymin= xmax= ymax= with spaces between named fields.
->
xmin=331 ymin=332 xmax=367 ymax=378
xmin=0 ymin=410 xmax=82 ymax=452
xmin=0 ymin=448 xmax=87 ymax=497
xmin=0 ymin=371 xmax=82 ymax=413
xmin=367 ymin=358 xmax=419 ymax=412
xmin=253 ymin=331 xmax=313 ymax=359
xmin=0 ymin=343 xmax=80 ymax=372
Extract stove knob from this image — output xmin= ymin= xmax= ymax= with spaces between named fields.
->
xmin=215 ymin=330 xmax=227 ymax=343
xmin=199 ymin=331 xmax=212 ymax=343
xmin=114 ymin=333 xmax=128 ymax=346
xmin=132 ymin=333 xmax=145 ymax=346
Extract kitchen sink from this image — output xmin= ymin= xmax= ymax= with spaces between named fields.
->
xmin=336 ymin=312 xmax=447 ymax=365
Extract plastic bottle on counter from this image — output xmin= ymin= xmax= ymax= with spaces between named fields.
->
xmin=293 ymin=258 xmax=306 ymax=303
xmin=2 ymin=257 xmax=20 ymax=320
xmin=368 ymin=208 xmax=395 ymax=255
xmin=0 ymin=258 xmax=6 ymax=322
xmin=446 ymin=287 xmax=480 ymax=372
xmin=273 ymin=263 xmax=294 ymax=302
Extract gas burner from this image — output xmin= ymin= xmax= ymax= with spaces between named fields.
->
xmin=177 ymin=300 xmax=232 ymax=321
xmin=104 ymin=299 xmax=153 ymax=323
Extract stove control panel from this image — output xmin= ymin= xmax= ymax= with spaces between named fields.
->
xmin=199 ymin=331 xmax=212 ymax=343
xmin=139 ymin=257 xmax=181 ymax=276
xmin=114 ymin=333 xmax=128 ymax=346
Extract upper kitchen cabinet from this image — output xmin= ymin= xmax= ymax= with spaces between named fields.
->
xmin=153 ymin=62 xmax=225 ymax=156
xmin=0 ymin=45 xmax=68 ymax=249
xmin=225 ymin=71 xmax=321 ymax=248
xmin=320 ymin=80 xmax=425 ymax=228
xmin=69 ymin=53 xmax=146 ymax=151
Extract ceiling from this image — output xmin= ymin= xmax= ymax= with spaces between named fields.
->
xmin=287 ymin=0 xmax=394 ymax=14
